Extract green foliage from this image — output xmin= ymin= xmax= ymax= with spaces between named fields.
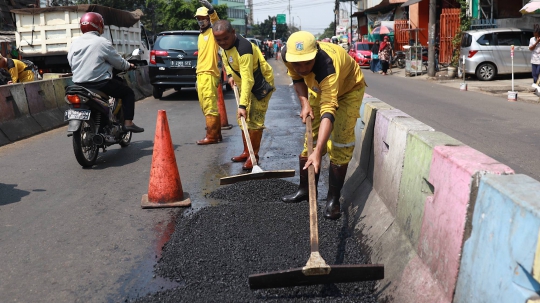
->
xmin=252 ymin=16 xmax=289 ymax=40
xmin=450 ymin=0 xmax=471 ymax=67
xmin=317 ymin=21 xmax=336 ymax=40
xmin=78 ymin=0 xmax=228 ymax=34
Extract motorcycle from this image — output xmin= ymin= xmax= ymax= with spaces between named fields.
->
xmin=394 ymin=51 xmax=406 ymax=69
xmin=64 ymin=72 xmax=133 ymax=168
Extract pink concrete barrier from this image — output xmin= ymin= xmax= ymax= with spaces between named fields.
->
xmin=398 ymin=145 xmax=514 ymax=303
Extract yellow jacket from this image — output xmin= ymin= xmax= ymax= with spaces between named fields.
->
xmin=5 ymin=58 xmax=34 ymax=83
xmin=282 ymin=42 xmax=365 ymax=118
xmin=196 ymin=11 xmax=220 ymax=77
xmin=221 ymin=36 xmax=274 ymax=107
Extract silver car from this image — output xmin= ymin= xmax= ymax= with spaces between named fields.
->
xmin=460 ymin=28 xmax=533 ymax=81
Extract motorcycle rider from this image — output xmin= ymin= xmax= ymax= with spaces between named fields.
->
xmin=67 ymin=12 xmax=144 ymax=133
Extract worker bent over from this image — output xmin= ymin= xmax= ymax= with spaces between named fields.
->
xmin=280 ymin=31 xmax=366 ymax=220
xmin=212 ymin=20 xmax=275 ymax=170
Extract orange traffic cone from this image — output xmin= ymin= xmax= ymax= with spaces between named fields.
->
xmin=141 ymin=110 xmax=191 ymax=209
xmin=219 ymin=69 xmax=232 ymax=130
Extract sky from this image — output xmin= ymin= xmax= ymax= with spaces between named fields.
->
xmin=251 ymin=0 xmax=355 ymax=36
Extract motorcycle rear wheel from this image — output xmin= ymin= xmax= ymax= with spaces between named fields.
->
xmin=73 ymin=118 xmax=99 ymax=168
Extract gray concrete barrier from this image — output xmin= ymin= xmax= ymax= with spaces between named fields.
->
xmin=0 ymin=66 xmax=151 ymax=147
xmin=0 ymin=84 xmax=42 ymax=143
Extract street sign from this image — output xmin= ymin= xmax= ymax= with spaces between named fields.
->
xmin=273 ymin=20 xmax=276 ymax=25
xmin=511 ymin=45 xmax=514 ymax=58
xmin=277 ymin=14 xmax=286 ymax=25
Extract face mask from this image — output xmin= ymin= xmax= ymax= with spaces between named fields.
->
xmin=198 ymin=19 xmax=209 ymax=28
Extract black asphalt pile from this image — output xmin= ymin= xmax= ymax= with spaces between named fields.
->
xmin=133 ymin=179 xmax=376 ymax=303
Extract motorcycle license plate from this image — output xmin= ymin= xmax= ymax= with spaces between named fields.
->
xmin=64 ymin=109 xmax=91 ymax=121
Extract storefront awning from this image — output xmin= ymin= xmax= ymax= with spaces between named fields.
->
xmin=401 ymin=0 xmax=422 ymax=7
xmin=363 ymin=0 xmax=399 ymax=13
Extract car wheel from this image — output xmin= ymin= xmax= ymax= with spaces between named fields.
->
xmin=476 ymin=63 xmax=496 ymax=81
xmin=153 ymin=86 xmax=163 ymax=99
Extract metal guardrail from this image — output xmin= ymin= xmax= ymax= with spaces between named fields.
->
xmin=470 ymin=19 xmax=497 ymax=30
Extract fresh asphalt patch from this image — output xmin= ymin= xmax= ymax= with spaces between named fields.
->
xmin=131 ymin=179 xmax=376 ymax=302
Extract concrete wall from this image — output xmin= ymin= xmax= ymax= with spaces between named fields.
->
xmin=0 ymin=67 xmax=152 ymax=147
xmin=342 ymin=93 xmax=540 ymax=303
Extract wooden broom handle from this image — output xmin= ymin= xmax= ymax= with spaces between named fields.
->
xmin=306 ymin=116 xmax=319 ymax=253
xmin=232 ymin=85 xmax=258 ymax=166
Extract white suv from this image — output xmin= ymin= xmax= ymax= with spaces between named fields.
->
xmin=460 ymin=28 xmax=533 ymax=81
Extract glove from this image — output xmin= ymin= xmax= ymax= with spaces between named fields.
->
xmin=199 ymin=0 xmax=213 ymax=10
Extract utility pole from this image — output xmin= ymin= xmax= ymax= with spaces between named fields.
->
xmin=350 ymin=0 xmax=353 ymax=44
xmin=288 ymin=0 xmax=291 ymax=28
xmin=334 ymin=0 xmax=338 ymax=36
xmin=248 ymin=0 xmax=253 ymax=29
xmin=427 ymin=0 xmax=436 ymax=77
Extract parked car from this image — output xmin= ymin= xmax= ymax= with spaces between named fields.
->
xmin=149 ymin=30 xmax=199 ymax=99
xmin=460 ymin=27 xmax=533 ymax=81
xmin=246 ymin=37 xmax=268 ymax=59
xmin=348 ymin=41 xmax=374 ymax=67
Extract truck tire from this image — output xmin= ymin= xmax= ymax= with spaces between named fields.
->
xmin=153 ymin=86 xmax=163 ymax=99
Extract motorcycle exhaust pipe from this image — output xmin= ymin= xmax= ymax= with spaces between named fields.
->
xmin=92 ymin=134 xmax=104 ymax=145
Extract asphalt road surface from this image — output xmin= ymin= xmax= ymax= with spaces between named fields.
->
xmin=362 ymin=69 xmax=540 ymax=181
xmin=2 ymin=59 xmax=539 ymax=302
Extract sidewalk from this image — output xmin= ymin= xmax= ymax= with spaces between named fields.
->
xmin=384 ymin=66 xmax=540 ymax=103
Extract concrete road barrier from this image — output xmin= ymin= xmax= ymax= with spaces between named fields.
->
xmin=455 ymin=174 xmax=540 ymax=303
xmin=344 ymin=93 xmax=519 ymax=303
xmin=52 ymin=77 xmax=74 ymax=111
xmin=124 ymin=70 xmax=144 ymax=101
xmin=372 ymin=109 xmax=434 ymax=216
xmin=136 ymin=66 xmax=152 ymax=97
xmin=0 ymin=84 xmax=42 ymax=142
xmin=0 ymin=68 xmax=150 ymax=147
xmin=24 ymin=80 xmax=65 ymax=131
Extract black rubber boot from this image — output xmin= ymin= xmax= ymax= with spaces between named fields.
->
xmin=281 ymin=156 xmax=319 ymax=203
xmin=323 ymin=162 xmax=348 ymax=220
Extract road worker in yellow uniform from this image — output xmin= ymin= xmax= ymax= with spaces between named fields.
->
xmin=195 ymin=0 xmax=222 ymax=145
xmin=280 ymin=31 xmax=366 ymax=220
xmin=212 ymin=20 xmax=275 ymax=170
xmin=0 ymin=54 xmax=34 ymax=83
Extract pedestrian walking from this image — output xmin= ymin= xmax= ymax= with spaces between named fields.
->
xmin=195 ymin=0 xmax=222 ymax=145
xmin=379 ymin=35 xmax=392 ymax=75
xmin=370 ymin=40 xmax=380 ymax=73
xmin=280 ymin=31 xmax=366 ymax=220
xmin=212 ymin=20 xmax=275 ymax=170
xmin=529 ymin=28 xmax=540 ymax=90
xmin=274 ymin=42 xmax=279 ymax=60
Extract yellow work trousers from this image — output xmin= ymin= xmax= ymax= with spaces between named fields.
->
xmin=301 ymin=87 xmax=365 ymax=165
xmin=197 ymin=73 xmax=220 ymax=116
xmin=237 ymin=81 xmax=274 ymax=130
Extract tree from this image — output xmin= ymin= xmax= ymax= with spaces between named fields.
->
xmin=76 ymin=0 xmax=228 ymax=34
xmin=252 ymin=16 xmax=289 ymax=40
xmin=318 ymin=21 xmax=335 ymax=40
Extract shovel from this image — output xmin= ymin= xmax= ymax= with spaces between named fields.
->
xmin=219 ymin=85 xmax=295 ymax=185
xmin=248 ymin=116 xmax=384 ymax=289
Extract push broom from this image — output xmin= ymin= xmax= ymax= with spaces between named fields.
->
xmin=219 ymin=85 xmax=295 ymax=185
xmin=248 ymin=116 xmax=384 ymax=289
